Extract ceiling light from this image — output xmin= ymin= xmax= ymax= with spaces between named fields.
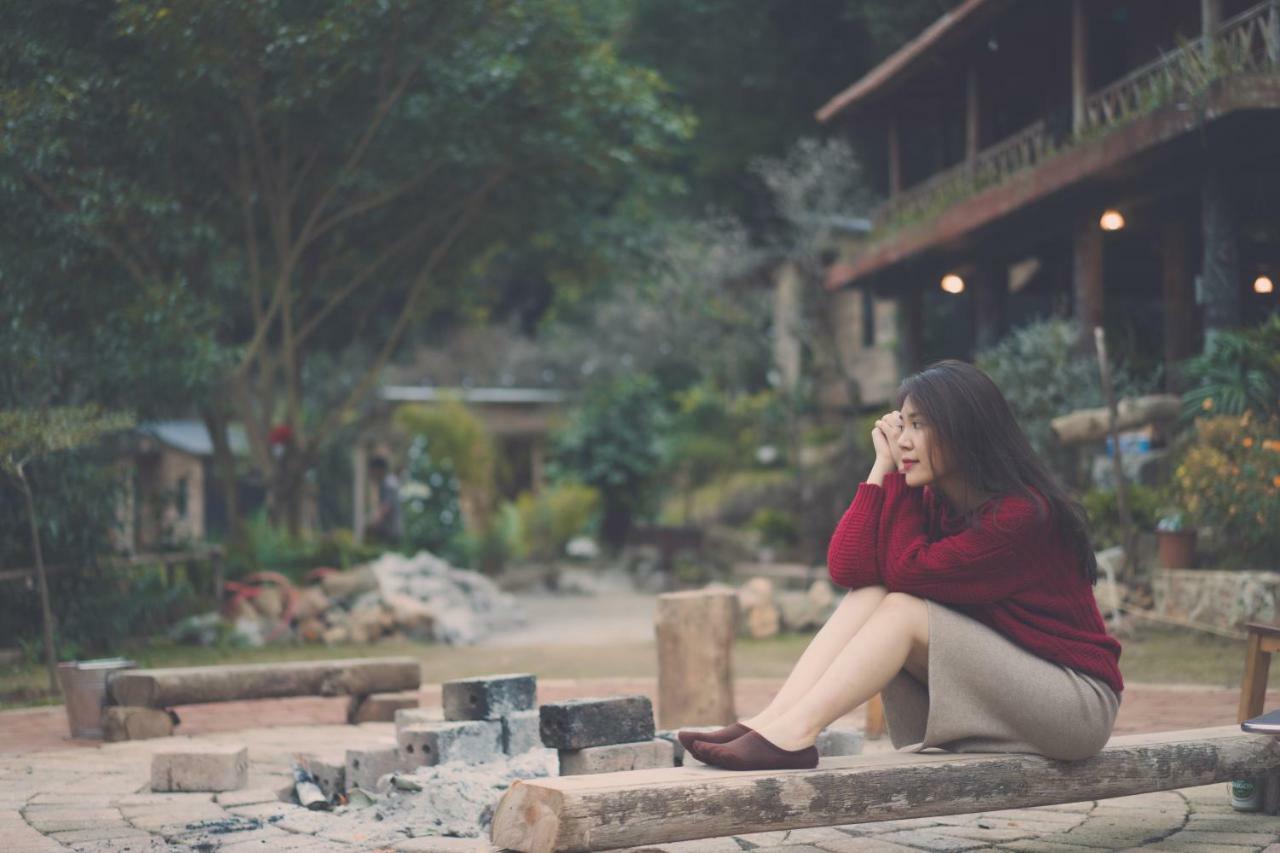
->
xmin=941 ymin=274 xmax=965 ymax=294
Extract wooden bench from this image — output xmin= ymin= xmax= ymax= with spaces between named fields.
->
xmin=490 ymin=727 xmax=1280 ymax=852
xmin=106 ymin=657 xmax=420 ymax=708
xmin=1239 ymin=621 xmax=1280 ymax=724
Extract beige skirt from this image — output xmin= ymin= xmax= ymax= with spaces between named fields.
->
xmin=881 ymin=600 xmax=1120 ymax=761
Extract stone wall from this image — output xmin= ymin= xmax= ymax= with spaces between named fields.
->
xmin=1152 ymin=569 xmax=1280 ymax=634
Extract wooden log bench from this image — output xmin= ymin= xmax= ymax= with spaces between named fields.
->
xmin=102 ymin=657 xmax=420 ymax=739
xmin=490 ymin=726 xmax=1280 ymax=852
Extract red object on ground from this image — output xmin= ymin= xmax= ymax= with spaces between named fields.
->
xmin=221 ymin=571 xmax=299 ymax=642
xmin=827 ymin=471 xmax=1125 ymax=695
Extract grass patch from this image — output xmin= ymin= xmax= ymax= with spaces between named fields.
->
xmin=1 ymin=623 xmax=1248 ymax=710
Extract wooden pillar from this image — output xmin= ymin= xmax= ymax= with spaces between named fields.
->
xmin=965 ymin=66 xmax=981 ymax=161
xmin=899 ymin=286 xmax=924 ymax=374
xmin=1201 ymin=165 xmax=1242 ymax=336
xmin=973 ymin=263 xmax=1008 ymax=353
xmin=353 ymin=442 xmax=368 ymax=544
xmin=1160 ymin=216 xmax=1198 ymax=389
xmin=1073 ymin=214 xmax=1104 ymax=347
xmin=887 ymin=115 xmax=902 ymax=197
xmin=1072 ymin=0 xmax=1089 ymax=134
xmin=655 ymin=590 xmax=737 ymax=729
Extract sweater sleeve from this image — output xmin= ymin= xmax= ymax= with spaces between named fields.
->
xmin=826 ymin=482 xmax=886 ymax=590
xmin=879 ymin=473 xmax=1039 ymax=605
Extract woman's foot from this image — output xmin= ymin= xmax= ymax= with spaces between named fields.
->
xmin=676 ymin=721 xmax=753 ymax=751
xmin=691 ymin=730 xmax=819 ymax=771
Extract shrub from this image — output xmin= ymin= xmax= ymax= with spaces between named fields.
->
xmin=749 ymin=507 xmax=799 ymax=547
xmin=1080 ymin=483 xmax=1163 ymax=549
xmin=399 ymin=435 xmax=466 ymax=565
xmin=515 ymin=482 xmax=600 ymax=562
xmin=394 ymin=399 xmax=496 ymax=523
xmin=976 ymin=319 xmax=1155 ymax=483
xmin=1181 ymin=315 xmax=1280 ymax=421
xmin=456 ymin=502 xmax=524 ymax=576
xmin=1171 ymin=413 xmax=1280 ymax=566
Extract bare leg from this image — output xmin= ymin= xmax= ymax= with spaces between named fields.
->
xmin=741 ymin=585 xmax=889 ymax=730
xmin=751 ymin=591 xmax=930 ymax=751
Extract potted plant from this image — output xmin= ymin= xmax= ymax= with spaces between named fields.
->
xmin=1155 ymin=508 xmax=1196 ymax=569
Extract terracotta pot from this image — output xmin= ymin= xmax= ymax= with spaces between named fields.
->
xmin=1157 ymin=530 xmax=1197 ymax=569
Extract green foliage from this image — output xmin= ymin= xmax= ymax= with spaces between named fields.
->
xmin=394 ymin=401 xmax=496 ymax=507
xmin=227 ymin=514 xmax=381 ymax=580
xmin=515 ymin=483 xmax=601 ymax=562
xmin=976 ymin=319 xmax=1155 ymax=482
xmin=548 ymin=374 xmax=670 ymax=547
xmin=1180 ymin=315 xmax=1280 ymax=421
xmin=1171 ymin=413 xmax=1280 ymax=566
xmin=1081 ymin=484 xmax=1163 ymax=550
xmin=399 ymin=436 xmax=466 ymax=566
xmin=0 ymin=406 xmax=135 ymax=473
xmin=749 ymin=507 xmax=799 ymax=547
xmin=455 ymin=502 xmax=524 ymax=576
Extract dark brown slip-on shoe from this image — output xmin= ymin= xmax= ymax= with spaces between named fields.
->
xmin=694 ymin=730 xmax=819 ymax=771
xmin=676 ymin=721 xmax=753 ymax=752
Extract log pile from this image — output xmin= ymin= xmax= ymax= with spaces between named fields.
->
xmin=200 ymin=551 xmax=526 ymax=647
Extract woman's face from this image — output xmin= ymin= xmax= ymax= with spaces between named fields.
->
xmin=898 ymin=398 xmax=946 ymax=488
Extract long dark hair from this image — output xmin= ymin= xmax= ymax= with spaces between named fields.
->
xmin=897 ymin=359 xmax=1098 ymax=583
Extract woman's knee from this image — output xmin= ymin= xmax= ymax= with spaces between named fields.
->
xmin=874 ymin=592 xmax=930 ymax=643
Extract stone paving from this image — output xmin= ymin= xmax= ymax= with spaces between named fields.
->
xmin=1 ymin=679 xmax=1278 ymax=852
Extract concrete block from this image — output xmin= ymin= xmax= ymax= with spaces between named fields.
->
xmin=539 ymin=695 xmax=654 ymax=749
xmin=558 ymin=738 xmax=674 ymax=775
xmin=501 ymin=709 xmax=542 ymax=755
xmin=345 ymin=745 xmax=405 ymax=791
xmin=296 ymin=751 xmax=345 ymax=799
xmin=442 ymin=673 xmax=536 ymax=721
xmin=151 ymin=744 xmax=248 ymax=792
xmin=102 ymin=706 xmax=175 ymax=742
xmin=397 ymin=720 xmax=503 ymax=767
xmin=816 ymin=725 xmax=864 ymax=757
xmin=347 ymin=690 xmax=420 ymax=724
xmin=395 ymin=706 xmax=445 ymax=733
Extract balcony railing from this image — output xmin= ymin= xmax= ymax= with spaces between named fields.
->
xmin=874 ymin=0 xmax=1280 ymax=234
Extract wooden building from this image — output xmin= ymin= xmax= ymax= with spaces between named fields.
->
xmin=818 ymin=0 xmax=1280 ymax=384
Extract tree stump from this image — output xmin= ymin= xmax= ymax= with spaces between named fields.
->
xmin=654 ymin=589 xmax=737 ymax=729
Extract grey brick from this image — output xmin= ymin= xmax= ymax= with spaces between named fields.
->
xmin=501 ymin=709 xmax=542 ymax=755
xmin=442 ymin=673 xmax=536 ymax=721
xmin=539 ymin=695 xmax=655 ymax=749
xmin=398 ymin=720 xmax=503 ymax=767
xmin=558 ymin=738 xmax=674 ymax=775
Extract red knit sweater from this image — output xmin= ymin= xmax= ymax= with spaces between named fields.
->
xmin=827 ymin=471 xmax=1124 ymax=695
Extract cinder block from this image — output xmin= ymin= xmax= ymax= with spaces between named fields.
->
xmin=501 ymin=709 xmax=542 ymax=755
xmin=151 ymin=744 xmax=248 ymax=792
xmin=397 ymin=720 xmax=503 ymax=767
xmin=296 ymin=752 xmax=345 ymax=799
xmin=394 ymin=706 xmax=445 ymax=733
xmin=816 ymin=726 xmax=863 ymax=757
xmin=344 ymin=746 xmax=405 ymax=791
xmin=558 ymin=738 xmax=674 ymax=775
xmin=539 ymin=695 xmax=655 ymax=750
xmin=442 ymin=673 xmax=536 ymax=721
xmin=102 ymin=707 xmax=175 ymax=742
xmin=347 ymin=691 xmax=420 ymax=724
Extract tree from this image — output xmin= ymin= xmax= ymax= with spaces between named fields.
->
xmin=0 ymin=406 xmax=133 ymax=692
xmin=2 ymin=0 xmax=690 ymax=534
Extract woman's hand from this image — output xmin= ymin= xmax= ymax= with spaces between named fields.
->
xmin=868 ymin=423 xmax=896 ymax=485
xmin=874 ymin=410 xmax=905 ymax=472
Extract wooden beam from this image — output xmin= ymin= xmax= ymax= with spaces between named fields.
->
xmin=490 ymin=727 xmax=1280 ymax=852
xmin=1073 ymin=214 xmax=1104 ymax=349
xmin=1160 ymin=216 xmax=1198 ymax=389
xmin=899 ymin=286 xmax=924 ymax=374
xmin=1050 ymin=394 xmax=1182 ymax=445
xmin=887 ymin=116 xmax=902 ymax=198
xmin=1072 ymin=0 xmax=1088 ymax=133
xmin=107 ymin=658 xmax=421 ymax=707
xmin=966 ymin=66 xmax=981 ymax=161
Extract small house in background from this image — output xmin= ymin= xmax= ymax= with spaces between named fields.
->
xmin=817 ymin=0 xmax=1280 ymax=380
xmin=118 ymin=421 xmax=252 ymax=552
xmin=352 ymin=386 xmax=569 ymax=542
